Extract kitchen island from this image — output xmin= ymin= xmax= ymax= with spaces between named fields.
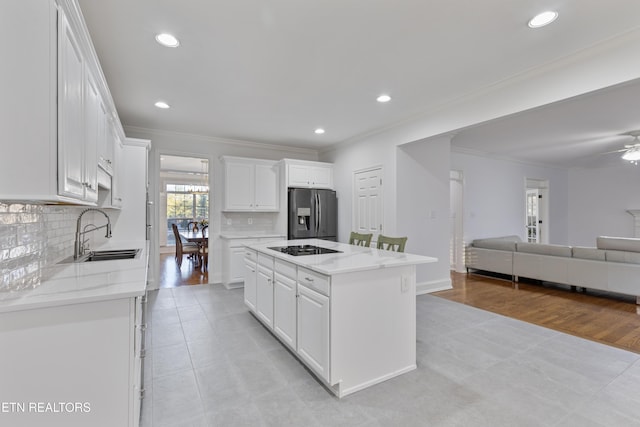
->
xmin=243 ymin=238 xmax=436 ymax=397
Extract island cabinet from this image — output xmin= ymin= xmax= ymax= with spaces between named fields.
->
xmin=296 ymin=267 xmax=330 ymax=381
xmin=273 ymin=259 xmax=298 ymax=350
xmin=243 ymin=239 xmax=435 ymax=398
xmin=221 ymin=156 xmax=279 ymax=211
xmin=282 ymin=159 xmax=334 ymax=189
xmin=243 ymin=249 xmax=258 ymax=311
xmin=256 ymin=254 xmax=275 ymax=328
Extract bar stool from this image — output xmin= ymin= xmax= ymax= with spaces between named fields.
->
xmin=377 ymin=235 xmax=407 ymax=252
xmin=349 ymin=231 xmax=373 ymax=247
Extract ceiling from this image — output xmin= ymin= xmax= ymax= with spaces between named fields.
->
xmin=78 ymin=0 xmax=640 ymax=167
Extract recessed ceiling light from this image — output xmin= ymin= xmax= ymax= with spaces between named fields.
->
xmin=376 ymin=94 xmax=391 ymax=103
xmin=528 ymin=11 xmax=558 ymax=28
xmin=314 ymin=128 xmax=325 ymax=135
xmin=155 ymin=33 xmax=180 ymax=47
xmin=154 ymin=101 xmax=170 ymax=109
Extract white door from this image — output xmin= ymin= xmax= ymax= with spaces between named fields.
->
xmin=256 ymin=265 xmax=274 ymax=327
xmin=273 ymin=273 xmax=297 ymax=349
xmin=526 ymin=189 xmax=540 ymax=243
xmin=297 ymin=284 xmax=330 ymax=381
xmin=243 ymin=259 xmax=257 ymax=311
xmin=353 ymin=167 xmax=383 ymax=243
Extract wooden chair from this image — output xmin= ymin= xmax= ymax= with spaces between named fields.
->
xmin=199 ymin=226 xmax=209 ymax=271
xmin=349 ymin=231 xmax=373 ymax=247
xmin=376 ymin=235 xmax=408 ymax=252
xmin=172 ymin=223 xmax=200 ymax=268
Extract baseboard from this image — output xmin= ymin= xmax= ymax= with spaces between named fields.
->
xmin=416 ymin=278 xmax=452 ymax=295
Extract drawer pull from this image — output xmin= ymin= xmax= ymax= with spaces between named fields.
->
xmin=305 ymin=277 xmax=314 ymax=282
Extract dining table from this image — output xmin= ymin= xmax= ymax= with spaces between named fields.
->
xmin=179 ymin=230 xmax=208 ymax=267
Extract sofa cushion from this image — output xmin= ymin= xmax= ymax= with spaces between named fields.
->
xmin=605 ymin=250 xmax=640 ymax=264
xmin=572 ymin=246 xmax=606 ymax=261
xmin=472 ymin=235 xmax=521 ymax=251
xmin=516 ymin=242 xmax=572 ymax=257
xmin=596 ymin=236 xmax=640 ymax=253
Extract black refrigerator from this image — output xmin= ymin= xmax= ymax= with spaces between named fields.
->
xmin=288 ymin=188 xmax=337 ymax=241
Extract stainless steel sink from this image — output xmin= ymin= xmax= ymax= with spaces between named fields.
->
xmin=85 ymin=249 xmax=141 ymax=261
xmin=59 ymin=248 xmax=141 ymax=263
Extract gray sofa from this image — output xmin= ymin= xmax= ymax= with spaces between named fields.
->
xmin=466 ymin=235 xmax=640 ymax=304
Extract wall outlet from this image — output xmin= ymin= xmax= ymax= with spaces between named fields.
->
xmin=226 ymin=218 xmax=232 ymax=225
xmin=248 ymin=218 xmax=253 ymax=225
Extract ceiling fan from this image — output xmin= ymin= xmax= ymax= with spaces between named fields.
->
xmin=600 ymin=131 xmax=640 ymax=164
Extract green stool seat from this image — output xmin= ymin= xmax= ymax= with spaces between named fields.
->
xmin=349 ymin=232 xmax=373 ymax=247
xmin=376 ymin=235 xmax=407 ymax=252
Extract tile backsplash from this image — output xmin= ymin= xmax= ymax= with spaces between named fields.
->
xmin=221 ymin=212 xmax=278 ymax=234
xmin=0 ymin=203 xmax=92 ymax=292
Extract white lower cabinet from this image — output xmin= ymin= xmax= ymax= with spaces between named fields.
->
xmin=296 ymin=282 xmax=330 ymax=382
xmin=273 ymin=260 xmax=297 ymax=350
xmin=243 ymin=249 xmax=257 ymax=310
xmin=0 ymin=296 xmax=145 ymax=427
xmin=223 ymin=236 xmax=285 ymax=289
xmin=256 ymin=255 xmax=274 ymax=328
xmin=243 ymin=252 xmax=331 ymax=383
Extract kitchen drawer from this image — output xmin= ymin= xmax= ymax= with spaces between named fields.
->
xmin=297 ymin=267 xmax=330 ymax=296
xmin=275 ymin=259 xmax=296 ymax=280
xmin=244 ymin=249 xmax=257 ymax=262
xmin=258 ymin=253 xmax=274 ymax=269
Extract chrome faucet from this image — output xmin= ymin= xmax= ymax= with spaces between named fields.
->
xmin=74 ymin=208 xmax=112 ymax=259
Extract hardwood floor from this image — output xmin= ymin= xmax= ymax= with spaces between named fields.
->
xmin=435 ymin=271 xmax=640 ymax=354
xmin=158 ymin=252 xmax=208 ymax=288
xmin=156 ymin=255 xmax=640 ymax=354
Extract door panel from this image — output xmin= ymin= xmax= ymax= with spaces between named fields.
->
xmin=353 ymin=168 xmax=383 ymax=244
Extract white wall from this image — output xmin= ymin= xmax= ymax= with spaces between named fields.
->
xmin=125 ymin=127 xmax=318 ymax=286
xmin=451 ymin=150 xmax=569 ymax=245
xmin=397 ymin=138 xmax=452 ymax=292
xmin=568 ymin=165 xmax=640 ymax=246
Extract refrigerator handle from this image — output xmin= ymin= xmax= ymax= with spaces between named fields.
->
xmin=315 ymin=192 xmax=320 ymax=233
xmin=318 ymin=193 xmax=322 ymax=234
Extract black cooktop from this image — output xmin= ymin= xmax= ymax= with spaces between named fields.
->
xmin=268 ymin=245 xmax=342 ymax=256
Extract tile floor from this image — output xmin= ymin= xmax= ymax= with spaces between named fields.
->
xmin=142 ymin=285 xmax=640 ymax=427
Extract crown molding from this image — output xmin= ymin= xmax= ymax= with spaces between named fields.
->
xmin=123 ymin=126 xmax=318 ymax=156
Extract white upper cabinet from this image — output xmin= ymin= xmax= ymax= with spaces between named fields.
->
xmin=283 ymin=159 xmax=334 ymax=189
xmin=58 ymin=9 xmax=95 ymax=202
xmin=0 ymin=0 xmax=123 ymax=204
xmin=222 ymin=156 xmax=279 ymax=211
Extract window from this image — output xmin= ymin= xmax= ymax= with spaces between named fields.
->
xmin=166 ymin=183 xmax=209 ymax=245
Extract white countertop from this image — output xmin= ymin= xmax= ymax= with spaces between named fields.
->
xmin=0 ymin=240 xmax=149 ymax=313
xmin=220 ymin=233 xmax=286 ymax=240
xmin=246 ymin=239 xmax=437 ymax=275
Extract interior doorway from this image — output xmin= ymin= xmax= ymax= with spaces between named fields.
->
xmin=450 ymin=170 xmax=465 ymax=272
xmin=525 ymin=178 xmax=549 ymax=244
xmin=352 ymin=166 xmax=383 ymax=246
xmin=159 ymin=155 xmax=210 ymax=254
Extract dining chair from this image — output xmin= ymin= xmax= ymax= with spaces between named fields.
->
xmin=376 ymin=235 xmax=408 ymax=252
xmin=349 ymin=231 xmax=373 ymax=247
xmin=172 ymin=223 xmax=200 ymax=268
xmin=199 ymin=226 xmax=209 ymax=271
